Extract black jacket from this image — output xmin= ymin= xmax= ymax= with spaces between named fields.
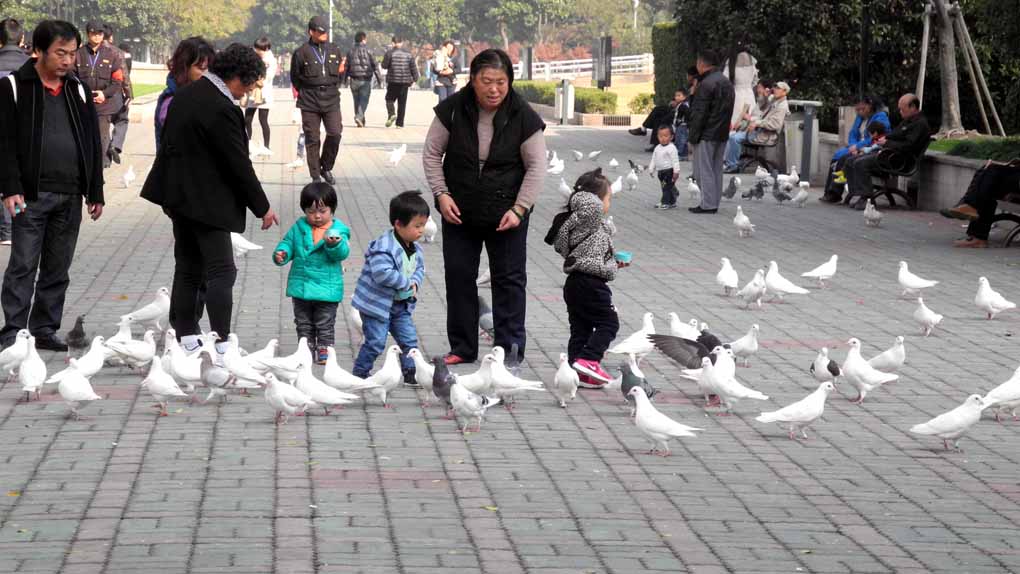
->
xmin=882 ymin=113 xmax=931 ymax=157
xmin=0 ymin=59 xmax=104 ymax=204
xmin=290 ymin=40 xmax=343 ymax=112
xmin=382 ymin=47 xmax=418 ymax=86
xmin=435 ymin=86 xmax=545 ymax=227
xmin=688 ymin=68 xmax=735 ymax=144
xmin=141 ymin=76 xmax=270 ymax=232
xmin=345 ymin=44 xmax=381 ymax=83
xmin=0 ymin=45 xmax=28 ymax=74
xmin=75 ymin=42 xmax=124 ymax=116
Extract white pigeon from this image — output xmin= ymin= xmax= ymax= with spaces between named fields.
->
xmin=124 ymin=287 xmax=171 ymax=333
xmin=105 ymin=330 xmax=157 ymax=369
xmin=485 ymin=354 xmax=545 ymax=404
xmin=605 ymin=215 xmax=617 ymax=236
xmin=588 ymin=150 xmax=602 ymax=160
xmin=57 ymin=364 xmax=101 ymax=420
xmin=450 ymin=382 xmax=501 ymax=432
xmin=733 ymin=206 xmax=754 ymax=237
xmin=107 ymin=316 xmax=133 ymax=344
xmin=625 ymin=169 xmax=639 ymax=191
xmin=571 ymin=149 xmax=583 ymax=162
xmin=476 ymin=268 xmax=491 ymax=287
xmin=456 ymin=357 xmax=494 ymax=396
xmin=629 ymin=386 xmax=701 ymax=456
xmin=388 ymin=143 xmax=407 ymax=166
xmin=686 ymin=178 xmax=701 ymax=201
xmin=981 ymin=365 xmax=1020 ymax=422
xmin=363 ymin=345 xmax=404 ymax=406
xmin=716 ymin=257 xmax=739 ymax=296
xmin=121 ymin=165 xmax=135 ymax=188
xmin=841 ymin=338 xmax=899 ymax=404
xmin=264 ymin=373 xmax=316 ymax=425
xmin=558 ymin=178 xmax=572 ymax=202
xmin=863 ymin=199 xmax=883 ymax=227
xmin=607 ymin=312 xmax=655 ymax=357
xmin=0 ymin=329 xmax=31 ymax=382
xmin=17 ymin=336 xmax=46 ymax=401
xmin=756 ymin=381 xmax=835 ymax=440
xmin=667 ymin=313 xmax=700 ymax=340
xmin=728 ymin=324 xmax=759 ymax=367
xmin=867 ymin=336 xmax=906 ymax=372
xmin=406 ymin=348 xmax=437 ymax=405
xmin=777 ymin=165 xmax=799 ymax=187
xmin=47 ymin=336 xmax=107 ymax=383
xmin=165 ymin=336 xmax=202 ymax=393
xmin=547 ymin=158 xmax=565 ymax=175
xmin=809 ymin=347 xmax=841 ymax=383
xmin=736 ymin=269 xmax=767 ymax=309
xmin=608 ymin=158 xmax=619 ymax=170
xmin=221 ymin=336 xmax=266 ymax=387
xmin=975 ymin=276 xmax=1015 ymax=320
xmin=765 ymin=261 xmax=810 ymax=301
xmin=913 ymin=297 xmax=943 ymax=337
xmin=549 ymin=150 xmax=560 ymax=166
xmin=711 ymin=366 xmax=769 ymax=413
xmin=242 ymin=339 xmax=279 ymax=374
xmin=323 ymin=346 xmax=382 ymax=392
xmin=910 ymin=395 xmax=985 ymax=451
xmin=548 ymin=353 xmax=579 ymax=408
xmin=140 ymin=356 xmax=187 ymax=416
xmin=754 ymin=165 xmax=770 ymax=180
xmin=792 ymin=182 xmax=810 ymax=207
xmin=800 ymin=255 xmax=838 ymax=288
xmin=610 ymin=176 xmax=623 ymax=195
xmin=295 ymin=367 xmax=360 ymax=415
xmin=898 ymin=261 xmax=938 ymax=296
xmin=423 ymin=215 xmax=438 ymax=243
xmin=230 ymin=233 xmax=263 ymax=257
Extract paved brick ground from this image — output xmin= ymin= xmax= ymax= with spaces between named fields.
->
xmin=0 ymin=89 xmax=1018 ymax=573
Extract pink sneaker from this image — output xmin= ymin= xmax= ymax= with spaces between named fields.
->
xmin=572 ymin=358 xmax=612 ymax=385
xmin=576 ymin=373 xmax=606 ymax=389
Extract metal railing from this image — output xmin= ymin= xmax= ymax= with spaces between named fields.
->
xmin=513 ymin=53 xmax=653 ymax=80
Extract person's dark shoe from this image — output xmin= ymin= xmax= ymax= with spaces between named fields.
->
xmin=644 ymin=146 xmax=656 ymax=153
xmin=385 ymin=115 xmax=396 ymax=127
xmin=953 ymin=236 xmax=989 ymax=248
xmin=851 ymin=198 xmax=868 ymax=211
xmin=354 ymin=117 xmax=365 ymax=128
xmin=34 ymin=334 xmax=68 ymax=352
xmin=688 ymin=206 xmax=718 ymax=214
xmin=321 ymin=170 xmax=336 ymax=185
xmin=628 ymin=127 xmax=647 ymax=136
xmin=403 ymin=370 xmax=420 ymax=387
xmin=109 ymin=148 xmax=121 ymax=164
xmin=941 ymin=203 xmax=980 ymax=221
xmin=723 ymin=166 xmax=740 ymax=174
xmin=819 ymin=194 xmax=842 ymax=204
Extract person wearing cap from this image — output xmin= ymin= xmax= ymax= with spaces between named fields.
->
xmin=75 ymin=20 xmax=124 ymax=168
xmin=723 ymin=80 xmax=789 ymax=174
xmin=290 ymin=16 xmax=344 ymax=185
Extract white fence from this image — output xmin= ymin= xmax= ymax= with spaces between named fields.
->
xmin=512 ymin=53 xmax=653 ymax=80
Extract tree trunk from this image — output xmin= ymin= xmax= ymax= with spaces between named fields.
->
xmin=932 ymin=0 xmax=963 ymax=133
xmin=499 ymin=21 xmax=510 ymax=51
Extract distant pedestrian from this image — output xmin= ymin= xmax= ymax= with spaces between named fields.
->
xmin=290 ymin=16 xmax=344 ymax=185
xmin=105 ymin=25 xmax=131 ymax=165
xmin=432 ymin=40 xmax=456 ymax=102
xmin=0 ymin=20 xmax=105 ymax=351
xmin=75 ymin=20 xmax=124 ymax=168
xmin=154 ymin=37 xmax=215 ymax=147
xmin=381 ymin=35 xmax=418 ymax=128
xmin=245 ymin=36 xmax=276 ymax=156
xmin=687 ymin=48 xmax=735 ymax=214
xmin=0 ymin=17 xmax=28 ymax=247
xmin=345 ymin=30 xmax=381 ymax=127
xmin=141 ymin=43 xmax=278 ymax=354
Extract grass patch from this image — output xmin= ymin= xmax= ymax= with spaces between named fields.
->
xmin=929 ymin=136 xmax=1020 ymax=161
xmin=133 ymin=83 xmax=165 ymax=98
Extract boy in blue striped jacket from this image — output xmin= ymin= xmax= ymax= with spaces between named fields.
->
xmin=351 ymin=191 xmax=429 ymax=382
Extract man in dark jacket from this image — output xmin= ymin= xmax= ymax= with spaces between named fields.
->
xmin=687 ymin=50 xmax=734 ymax=213
xmin=346 ymin=30 xmax=382 ymax=127
xmin=0 ymin=17 xmax=29 ymax=246
xmin=105 ymin=25 xmax=132 ymax=165
xmin=381 ymin=36 xmax=418 ymax=128
xmin=0 ymin=20 xmax=105 ymax=351
xmin=290 ymin=16 xmax=344 ymax=184
xmin=75 ymin=21 xmax=124 ymax=168
xmin=843 ymin=93 xmax=931 ymax=209
xmin=141 ymin=43 xmax=278 ymax=353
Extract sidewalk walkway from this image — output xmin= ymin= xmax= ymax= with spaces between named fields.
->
xmin=0 ymin=89 xmax=1017 ymax=573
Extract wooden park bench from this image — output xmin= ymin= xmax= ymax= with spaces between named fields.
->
xmin=865 ymin=144 xmax=932 ymax=210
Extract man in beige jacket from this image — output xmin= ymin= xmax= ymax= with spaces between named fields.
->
xmin=723 ymin=80 xmax=790 ymax=173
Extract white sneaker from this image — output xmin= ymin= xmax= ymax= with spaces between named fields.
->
xmin=0 ymin=240 xmax=11 ymax=246
xmin=260 ymin=145 xmax=273 ymax=156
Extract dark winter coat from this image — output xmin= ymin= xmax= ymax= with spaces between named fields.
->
xmin=382 ymin=47 xmax=418 ymax=86
xmin=345 ymin=44 xmax=381 ymax=82
xmin=74 ymin=42 xmax=124 ymax=116
xmin=290 ymin=40 xmax=343 ymax=112
xmin=688 ymin=68 xmax=735 ymax=144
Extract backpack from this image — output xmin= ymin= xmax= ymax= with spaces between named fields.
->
xmin=543 ymin=191 xmax=580 ymax=245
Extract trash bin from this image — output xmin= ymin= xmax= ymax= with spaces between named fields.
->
xmin=784 ymin=99 xmax=823 ymax=182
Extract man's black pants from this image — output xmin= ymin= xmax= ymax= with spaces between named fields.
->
xmin=844 ymin=152 xmax=885 ymax=201
xmin=301 ymin=108 xmax=343 ymax=179
xmin=563 ymin=272 xmax=619 ymax=364
xmin=442 ymin=218 xmax=529 ymax=361
xmin=169 ymin=217 xmax=236 ymax=340
xmin=385 ymin=84 xmax=410 ymax=127
xmin=0 ymin=192 xmax=83 ymax=343
xmin=959 ymin=162 xmax=1020 ymax=240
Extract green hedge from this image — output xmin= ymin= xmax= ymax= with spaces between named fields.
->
xmin=629 ymin=93 xmax=655 ymax=114
xmin=938 ymin=137 xmax=1020 ymax=162
xmin=651 ymin=22 xmax=691 ymax=106
xmin=514 ymin=80 xmax=618 ymax=114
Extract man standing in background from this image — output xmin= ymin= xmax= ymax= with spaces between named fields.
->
xmin=381 ymin=36 xmax=417 ymax=128
xmin=105 ymin=24 xmax=132 ymax=165
xmin=290 ymin=16 xmax=344 ymax=185
xmin=687 ymin=49 xmax=734 ymax=214
xmin=345 ymin=31 xmax=382 ymax=128
xmin=75 ymin=21 xmax=123 ymax=168
xmin=0 ymin=17 xmax=28 ymax=247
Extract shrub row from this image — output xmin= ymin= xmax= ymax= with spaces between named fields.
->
xmin=514 ymin=80 xmax=619 ymax=115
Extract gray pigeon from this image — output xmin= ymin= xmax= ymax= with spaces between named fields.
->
xmin=478 ymin=296 xmax=494 ymax=338
xmin=66 ymin=315 xmax=88 ymax=359
xmin=773 ymin=182 xmax=793 ymax=204
xmin=620 ymin=363 xmax=657 ymax=416
xmin=431 ymin=356 xmax=455 ymax=414
xmin=723 ymin=177 xmax=738 ymax=199
xmin=198 ymin=349 xmax=236 ymax=404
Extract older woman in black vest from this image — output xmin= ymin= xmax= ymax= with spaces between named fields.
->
xmin=423 ymin=49 xmax=547 ymax=365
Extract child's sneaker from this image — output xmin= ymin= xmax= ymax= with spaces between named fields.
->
xmin=576 ymin=373 xmax=606 ymax=389
xmin=654 ymin=203 xmax=666 ymax=209
xmin=833 ymin=170 xmax=847 ymax=184
xmin=667 ymin=204 xmax=678 ymax=209
xmin=572 ymin=358 xmax=612 ymax=384
xmin=316 ymin=347 xmax=328 ymax=365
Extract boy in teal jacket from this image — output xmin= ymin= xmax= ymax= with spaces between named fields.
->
xmin=274 ymin=183 xmax=351 ymax=364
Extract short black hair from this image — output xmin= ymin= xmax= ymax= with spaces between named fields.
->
xmin=657 ymin=124 xmax=674 ymax=135
xmin=355 ymin=31 xmax=367 ymax=44
xmin=866 ymin=121 xmax=887 ymax=136
xmin=391 ymin=35 xmax=402 ymax=44
xmin=118 ymin=42 xmax=131 ymax=53
xmin=209 ymin=43 xmax=266 ymax=86
xmin=470 ymin=48 xmax=513 ymax=84
xmin=253 ymin=36 xmax=271 ymax=51
xmin=1 ymin=18 xmax=24 ymax=47
xmin=169 ymin=36 xmax=215 ymax=86
xmin=697 ymin=49 xmax=720 ymax=67
xmin=32 ymin=20 xmax=80 ymax=54
xmin=389 ymin=191 xmax=430 ymax=227
xmin=103 ymin=23 xmax=113 ymax=40
xmin=574 ymin=168 xmax=611 ymax=199
xmin=674 ymin=87 xmax=687 ymax=97
xmin=300 ymin=182 xmax=337 ymax=212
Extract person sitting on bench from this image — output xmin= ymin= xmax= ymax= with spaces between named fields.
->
xmin=722 ymin=80 xmax=790 ymax=173
xmin=630 ymin=67 xmax=699 ymax=151
xmin=821 ymin=95 xmax=891 ymax=201
xmin=840 ymin=93 xmax=930 ymax=210
xmin=940 ymin=158 xmax=1020 ymax=248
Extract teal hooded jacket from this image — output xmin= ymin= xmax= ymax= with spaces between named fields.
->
xmin=274 ymin=217 xmax=351 ymax=302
